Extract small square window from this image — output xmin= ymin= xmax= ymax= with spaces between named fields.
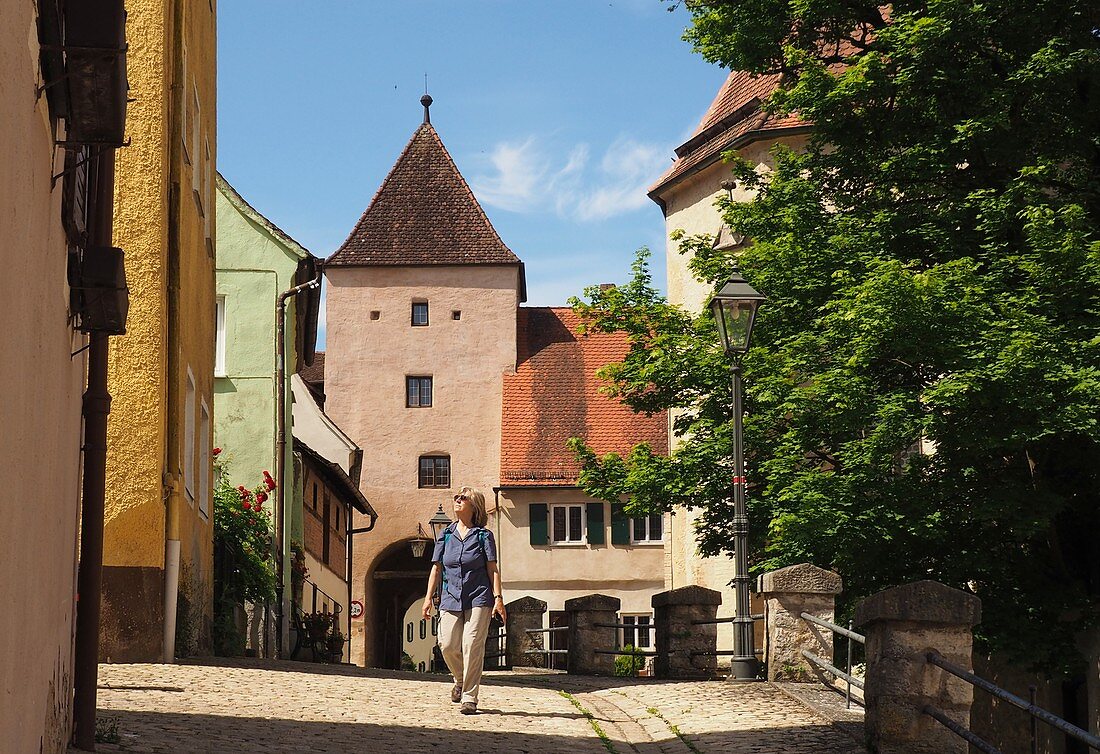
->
xmin=370 ymin=310 xmax=380 ymax=321
xmin=452 ymin=310 xmax=461 ymax=321
xmin=418 ymin=455 xmax=450 ymax=488
xmin=631 ymin=513 xmax=663 ymax=543
xmin=411 ymin=302 xmax=429 ymax=326
xmin=406 ymin=376 xmax=433 ymax=408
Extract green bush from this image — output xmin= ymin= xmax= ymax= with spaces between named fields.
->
xmin=614 ymin=645 xmax=644 ymax=677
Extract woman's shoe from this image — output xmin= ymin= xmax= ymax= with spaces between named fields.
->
xmin=451 ymin=683 xmax=462 ymax=703
xmin=460 ymin=702 xmax=477 ymax=715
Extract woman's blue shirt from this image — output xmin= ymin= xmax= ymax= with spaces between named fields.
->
xmin=431 ymin=522 xmax=497 ymax=612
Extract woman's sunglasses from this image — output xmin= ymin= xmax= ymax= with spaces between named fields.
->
xmin=453 ymin=494 xmax=469 ymax=502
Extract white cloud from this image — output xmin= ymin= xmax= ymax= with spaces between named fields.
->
xmin=471 ymin=137 xmax=546 ymax=212
xmin=470 ymin=135 xmax=669 ymax=222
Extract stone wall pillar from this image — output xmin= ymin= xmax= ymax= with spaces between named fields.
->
xmin=565 ymin=594 xmax=620 ymax=675
xmin=505 ymin=596 xmax=547 ymax=668
xmin=652 ymin=585 xmax=722 ymax=679
xmin=759 ymin=563 xmax=842 ymax=682
xmin=854 ymin=580 xmax=981 ymax=754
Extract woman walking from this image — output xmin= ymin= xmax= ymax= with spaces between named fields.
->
xmin=422 ymin=486 xmax=506 ymax=714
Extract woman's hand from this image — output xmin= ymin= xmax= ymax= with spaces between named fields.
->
xmin=421 ymin=595 xmax=435 ymax=621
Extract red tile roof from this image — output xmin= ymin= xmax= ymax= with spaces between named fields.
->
xmin=501 ymin=308 xmax=668 ymax=487
xmin=298 ymin=350 xmax=324 ymax=386
xmin=327 ymin=124 xmax=521 ymax=267
xmin=648 ymin=71 xmax=810 ymax=201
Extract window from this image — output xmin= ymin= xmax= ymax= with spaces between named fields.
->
xmin=312 ymin=482 xmax=318 ymax=511
xmin=199 ymin=400 xmax=210 ymax=518
xmin=418 ymin=456 xmax=450 ymax=488
xmin=452 ymin=310 xmax=461 ymax=320
xmin=406 ymin=376 xmax=432 ymax=407
xmin=183 ymin=369 xmax=196 ymax=501
xmin=551 ymin=504 xmax=585 ymax=545
xmin=419 ymin=620 xmax=426 ymax=640
xmin=191 ymin=84 xmax=200 ymax=194
xmin=335 ymin=506 xmax=341 ymax=531
xmin=631 ymin=513 xmax=663 ymax=543
xmin=214 ymin=296 xmax=226 ymax=377
xmin=370 ymin=310 xmax=380 ymax=321
xmin=621 ymin=614 xmax=652 ymax=649
xmin=411 ymin=301 xmax=429 ymax=326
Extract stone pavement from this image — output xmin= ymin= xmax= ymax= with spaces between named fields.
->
xmin=76 ymin=659 xmax=866 ymax=754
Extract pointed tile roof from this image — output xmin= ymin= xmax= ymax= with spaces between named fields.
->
xmin=327 ymin=123 xmax=521 ymax=267
xmin=500 ymin=308 xmax=668 ymax=487
xmin=648 ymin=71 xmax=810 ymax=202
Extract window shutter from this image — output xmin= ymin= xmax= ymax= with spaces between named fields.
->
xmin=529 ymin=504 xmax=548 ymax=546
xmin=586 ymin=503 xmax=605 ymax=545
xmin=611 ymin=503 xmax=630 ymax=545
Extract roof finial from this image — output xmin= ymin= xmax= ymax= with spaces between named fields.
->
xmin=421 ymin=93 xmax=433 ymax=124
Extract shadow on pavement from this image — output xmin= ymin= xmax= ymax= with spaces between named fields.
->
xmin=74 ymin=708 xmax=867 ymax=754
xmin=75 ymin=710 xmax=609 ymax=754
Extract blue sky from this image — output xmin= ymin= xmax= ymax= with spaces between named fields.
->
xmin=217 ymin=1 xmax=727 ymax=346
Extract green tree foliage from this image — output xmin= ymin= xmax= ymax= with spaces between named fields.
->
xmin=573 ymin=0 xmax=1100 ymax=670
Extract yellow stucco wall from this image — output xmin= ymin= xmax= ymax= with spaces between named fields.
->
xmin=103 ymin=0 xmax=217 ymax=661
xmin=0 ymin=6 xmax=87 ymax=750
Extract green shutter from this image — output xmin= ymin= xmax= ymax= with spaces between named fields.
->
xmin=611 ymin=503 xmax=630 ymax=545
xmin=530 ymin=503 xmax=548 ymax=546
xmin=586 ymin=502 xmax=605 ymax=545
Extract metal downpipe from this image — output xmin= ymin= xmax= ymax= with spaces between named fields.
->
xmin=274 ymin=273 xmax=321 ymax=656
xmin=72 ymin=150 xmax=116 ymax=752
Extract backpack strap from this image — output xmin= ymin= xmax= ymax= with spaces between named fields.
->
xmin=440 ymin=529 xmax=451 ymax=596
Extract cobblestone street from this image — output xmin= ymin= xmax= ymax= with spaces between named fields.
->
xmin=79 ymin=659 xmax=866 ymax=754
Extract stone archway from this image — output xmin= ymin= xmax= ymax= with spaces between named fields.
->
xmin=369 ymin=539 xmax=433 ymax=669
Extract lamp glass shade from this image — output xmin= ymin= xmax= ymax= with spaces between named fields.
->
xmin=710 ymin=271 xmax=765 ymax=355
xmin=410 ymin=538 xmax=429 ymax=559
xmin=428 ymin=503 xmax=452 ymax=539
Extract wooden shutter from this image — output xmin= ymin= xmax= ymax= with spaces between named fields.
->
xmin=586 ymin=502 xmax=605 ymax=545
xmin=529 ymin=503 xmax=548 ymax=546
xmin=611 ymin=503 xmax=630 ymax=545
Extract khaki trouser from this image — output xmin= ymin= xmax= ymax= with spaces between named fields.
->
xmin=438 ymin=606 xmax=492 ymax=705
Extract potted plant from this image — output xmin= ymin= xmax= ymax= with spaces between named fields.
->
xmin=304 ymin=611 xmax=332 ymax=642
xmin=327 ymin=627 xmax=346 ymax=662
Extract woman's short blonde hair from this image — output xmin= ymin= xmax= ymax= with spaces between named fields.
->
xmin=460 ymin=486 xmax=488 ymax=528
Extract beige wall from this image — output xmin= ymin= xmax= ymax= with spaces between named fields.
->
xmin=660 ymin=136 xmax=809 ymax=315
xmin=0 ymin=5 xmax=87 ymax=751
xmin=325 ymin=263 xmax=521 ymax=666
xmin=496 ymin=488 xmax=665 ymax=616
xmin=656 ymin=135 xmax=806 ymax=660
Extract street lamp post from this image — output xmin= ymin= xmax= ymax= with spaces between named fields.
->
xmin=709 ymin=266 xmax=766 ymax=682
xmin=428 ymin=502 xmax=452 ymax=540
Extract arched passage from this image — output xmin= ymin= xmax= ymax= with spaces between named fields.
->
xmin=368 ymin=538 xmax=433 ymax=669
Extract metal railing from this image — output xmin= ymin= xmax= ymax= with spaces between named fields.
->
xmin=483 ymin=616 xmax=507 ymax=670
xmin=689 ymin=613 xmax=765 ymax=662
xmin=522 ymin=626 xmax=569 ymax=667
xmin=302 ymin=577 xmax=343 ymax=617
xmin=924 ymin=652 xmax=1100 ymax=753
xmin=798 ymin=612 xmax=865 ymax=709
